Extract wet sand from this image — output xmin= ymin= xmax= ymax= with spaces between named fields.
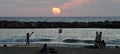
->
xmin=0 ymin=46 xmax=120 ymax=54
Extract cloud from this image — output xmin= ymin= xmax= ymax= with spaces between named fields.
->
xmin=15 ymin=0 xmax=23 ymax=2
xmin=15 ymin=0 xmax=52 ymax=4
xmin=112 ymin=0 xmax=120 ymax=3
xmin=0 ymin=0 xmax=53 ymax=8
xmin=59 ymin=0 xmax=94 ymax=9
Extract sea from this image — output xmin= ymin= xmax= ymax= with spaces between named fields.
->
xmin=0 ymin=17 xmax=120 ymax=47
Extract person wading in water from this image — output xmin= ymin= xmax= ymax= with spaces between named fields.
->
xmin=25 ymin=32 xmax=34 ymax=47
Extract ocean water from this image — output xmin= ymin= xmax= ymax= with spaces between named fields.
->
xmin=0 ymin=17 xmax=120 ymax=47
xmin=0 ymin=17 xmax=120 ymax=22
xmin=0 ymin=28 xmax=120 ymax=46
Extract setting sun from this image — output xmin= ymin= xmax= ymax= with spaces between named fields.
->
xmin=52 ymin=7 xmax=61 ymax=15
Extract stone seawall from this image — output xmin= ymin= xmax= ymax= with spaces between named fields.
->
xmin=0 ymin=21 xmax=120 ymax=28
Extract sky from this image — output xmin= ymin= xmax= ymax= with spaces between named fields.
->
xmin=0 ymin=0 xmax=120 ymax=17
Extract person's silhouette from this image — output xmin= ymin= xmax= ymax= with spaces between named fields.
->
xmin=25 ymin=32 xmax=34 ymax=47
xmin=40 ymin=44 xmax=50 ymax=54
xmin=101 ymin=40 xmax=106 ymax=48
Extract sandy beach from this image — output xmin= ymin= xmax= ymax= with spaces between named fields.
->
xmin=0 ymin=45 xmax=120 ymax=54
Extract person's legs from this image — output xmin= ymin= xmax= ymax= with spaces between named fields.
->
xmin=25 ymin=39 xmax=29 ymax=47
xmin=25 ymin=39 xmax=27 ymax=46
xmin=28 ymin=42 xmax=30 ymax=47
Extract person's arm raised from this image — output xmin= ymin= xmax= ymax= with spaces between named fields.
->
xmin=30 ymin=32 xmax=34 ymax=37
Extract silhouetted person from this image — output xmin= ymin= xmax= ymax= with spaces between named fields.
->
xmin=3 ymin=44 xmax=7 ymax=47
xmin=95 ymin=31 xmax=102 ymax=48
xmin=95 ymin=31 xmax=99 ymax=41
xmin=40 ymin=44 xmax=50 ymax=54
xmin=101 ymin=40 xmax=106 ymax=48
xmin=115 ymin=46 xmax=119 ymax=48
xmin=95 ymin=31 xmax=102 ymax=42
xmin=99 ymin=31 xmax=102 ymax=42
xmin=25 ymin=32 xmax=34 ymax=47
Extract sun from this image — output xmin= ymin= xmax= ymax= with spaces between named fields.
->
xmin=52 ymin=7 xmax=61 ymax=15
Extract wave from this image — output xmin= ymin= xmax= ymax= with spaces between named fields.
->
xmin=62 ymin=39 xmax=94 ymax=43
xmin=0 ymin=37 xmax=52 ymax=42
xmin=0 ymin=37 xmax=120 ymax=45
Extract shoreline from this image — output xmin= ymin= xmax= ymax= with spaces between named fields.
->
xmin=0 ymin=42 xmax=119 ymax=48
xmin=0 ymin=46 xmax=120 ymax=54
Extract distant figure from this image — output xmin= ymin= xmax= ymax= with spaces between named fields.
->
xmin=40 ymin=44 xmax=50 ymax=54
xmin=115 ymin=46 xmax=119 ymax=48
xmin=101 ymin=40 xmax=106 ymax=48
xmin=58 ymin=28 xmax=62 ymax=34
xmin=95 ymin=31 xmax=102 ymax=42
xmin=25 ymin=32 xmax=34 ymax=47
xmin=99 ymin=31 xmax=102 ymax=42
xmin=95 ymin=31 xmax=99 ymax=41
xmin=94 ymin=40 xmax=100 ymax=48
xmin=95 ymin=31 xmax=102 ymax=48
xmin=3 ymin=44 xmax=7 ymax=47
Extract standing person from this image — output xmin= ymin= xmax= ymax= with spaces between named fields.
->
xmin=96 ymin=31 xmax=102 ymax=42
xmin=94 ymin=31 xmax=99 ymax=48
xmin=95 ymin=31 xmax=99 ymax=41
xmin=25 ymin=32 xmax=34 ymax=47
xmin=99 ymin=31 xmax=102 ymax=42
xmin=94 ymin=31 xmax=102 ymax=48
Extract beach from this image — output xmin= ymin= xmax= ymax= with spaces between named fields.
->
xmin=0 ymin=28 xmax=120 ymax=54
xmin=0 ymin=46 xmax=120 ymax=54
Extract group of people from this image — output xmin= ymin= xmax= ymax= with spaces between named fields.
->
xmin=94 ymin=31 xmax=106 ymax=48
xmin=25 ymin=31 xmax=106 ymax=48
